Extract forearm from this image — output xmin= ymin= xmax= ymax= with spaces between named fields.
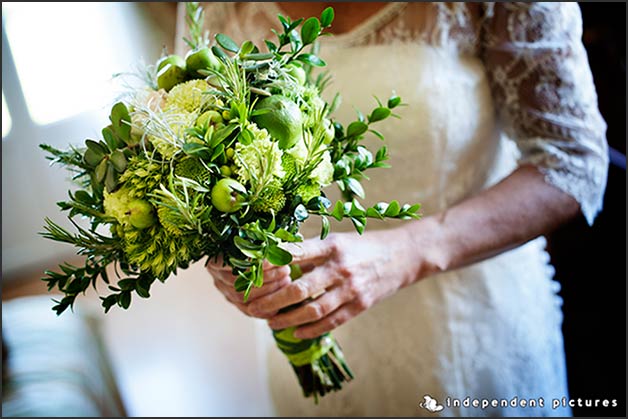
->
xmin=404 ymin=165 xmax=581 ymax=279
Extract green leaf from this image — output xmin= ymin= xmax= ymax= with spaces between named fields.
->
xmin=95 ymin=158 xmax=108 ymax=183
xmin=118 ymin=291 xmax=131 ymax=309
xmin=350 ymin=199 xmax=366 ymax=217
xmin=229 ymin=257 xmax=253 ymax=269
xmin=210 ymin=144 xmax=225 ymax=162
xmin=350 ymin=216 xmax=366 ymax=235
xmin=320 ymin=216 xmax=330 ymax=240
xmin=328 ymin=92 xmax=342 ymax=115
xmin=384 ymin=200 xmax=400 ymax=217
xmin=294 ymin=204 xmax=309 ymax=222
xmin=321 ymin=7 xmax=335 ymax=27
xmin=346 ymin=121 xmax=368 ymax=137
xmin=243 ymin=52 xmax=274 ymax=61
xmin=234 ymin=272 xmax=250 ymax=293
xmin=210 ymin=124 xmax=237 ymax=148
xmin=301 ymin=17 xmax=321 ymax=44
xmin=274 ymin=228 xmax=302 ymax=243
xmin=239 ymin=40 xmax=255 ymax=56
xmin=85 ymin=139 xmax=107 ymax=155
xmin=288 ymin=29 xmax=303 ymax=52
xmin=267 ymin=244 xmax=293 ymax=266
xmin=117 ymin=278 xmax=136 ymax=291
xmin=331 ymin=200 xmax=344 ymax=221
xmin=387 ymin=95 xmax=402 ymax=109
xmin=84 ymin=148 xmax=104 ymax=168
xmin=211 ymin=45 xmax=230 ymax=62
xmin=110 ymin=102 xmax=131 ymax=143
xmin=73 ymin=190 xmax=93 ymax=205
xmin=366 ymin=207 xmax=385 ymax=220
xmin=216 ymin=33 xmax=239 ymax=52
xmin=182 ymin=142 xmax=211 ymax=158
xmin=296 ymin=53 xmax=326 ymax=67
xmin=265 ymin=40 xmax=277 ymax=52
xmin=237 ymin=128 xmax=254 ymax=145
xmin=110 ymin=150 xmax=127 ymax=172
xmin=105 ymin=162 xmax=117 ymax=193
xmin=368 ymin=107 xmax=392 ymax=123
xmin=345 ymin=178 xmax=365 ymax=199
xmin=102 ymin=125 xmax=122 ymax=151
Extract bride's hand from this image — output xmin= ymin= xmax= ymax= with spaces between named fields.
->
xmin=206 ymin=256 xmax=292 ymax=318
xmin=248 ymin=227 xmax=426 ymax=339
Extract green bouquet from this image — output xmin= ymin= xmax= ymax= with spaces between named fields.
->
xmin=40 ymin=3 xmax=420 ymax=401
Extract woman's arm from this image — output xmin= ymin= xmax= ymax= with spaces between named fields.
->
xmin=243 ymin=165 xmax=580 ymax=339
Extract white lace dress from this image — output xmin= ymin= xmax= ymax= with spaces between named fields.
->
xmin=181 ymin=3 xmax=608 ymax=416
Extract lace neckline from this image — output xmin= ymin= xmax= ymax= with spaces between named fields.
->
xmin=255 ymin=2 xmax=408 ymax=47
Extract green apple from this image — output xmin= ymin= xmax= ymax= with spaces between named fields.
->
xmin=196 ymin=110 xmax=223 ymax=128
xmin=185 ymin=47 xmax=222 ymax=77
xmin=156 ymin=54 xmax=185 ymax=72
xmin=126 ymin=199 xmax=156 ymax=229
xmin=252 ymin=95 xmax=303 ymax=149
xmin=285 ymin=63 xmax=306 ymax=85
xmin=211 ymin=178 xmax=247 ymax=213
xmin=156 ymin=55 xmax=187 ymax=91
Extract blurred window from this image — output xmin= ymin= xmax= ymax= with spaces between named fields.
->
xmin=2 ymin=2 xmax=139 ymax=125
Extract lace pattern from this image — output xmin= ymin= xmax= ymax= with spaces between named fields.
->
xmin=481 ymin=2 xmax=608 ymax=224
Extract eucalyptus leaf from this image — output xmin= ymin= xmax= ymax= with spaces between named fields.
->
xmin=95 ymin=158 xmax=108 ymax=183
xmin=110 ymin=102 xmax=131 ymax=143
xmin=294 ymin=204 xmax=309 ymax=222
xmin=84 ymin=148 xmax=104 ymax=167
xmin=110 ymin=150 xmax=127 ymax=172
xmin=104 ymin=162 xmax=117 ymax=193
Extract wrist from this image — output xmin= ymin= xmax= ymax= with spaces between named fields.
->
xmin=401 ymin=216 xmax=452 ymax=282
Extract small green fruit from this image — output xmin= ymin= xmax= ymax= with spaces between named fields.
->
xmin=156 ymin=55 xmax=187 ymax=91
xmin=156 ymin=54 xmax=185 ymax=72
xmin=185 ymin=47 xmax=222 ymax=77
xmin=252 ymin=95 xmax=303 ymax=149
xmin=285 ymin=64 xmax=306 ymax=85
xmin=126 ymin=199 xmax=156 ymax=229
xmin=211 ymin=178 xmax=247 ymax=213
xmin=196 ymin=110 xmax=223 ymax=128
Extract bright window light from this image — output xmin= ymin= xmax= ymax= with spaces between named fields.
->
xmin=2 ymin=93 xmax=11 ymax=137
xmin=2 ymin=2 xmax=138 ymax=125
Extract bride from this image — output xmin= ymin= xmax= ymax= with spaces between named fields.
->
xmin=180 ymin=2 xmax=609 ymax=416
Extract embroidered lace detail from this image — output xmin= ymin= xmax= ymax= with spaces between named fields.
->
xmin=481 ymin=3 xmax=608 ymax=224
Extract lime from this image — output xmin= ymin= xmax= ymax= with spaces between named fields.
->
xmin=211 ymin=178 xmax=247 ymax=213
xmin=185 ymin=47 xmax=222 ymax=77
xmin=252 ymin=95 xmax=303 ymax=149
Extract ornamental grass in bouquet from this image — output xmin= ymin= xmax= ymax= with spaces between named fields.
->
xmin=40 ymin=3 xmax=421 ymax=401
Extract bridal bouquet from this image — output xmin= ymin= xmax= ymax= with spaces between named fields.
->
xmin=40 ymin=3 xmax=420 ymax=401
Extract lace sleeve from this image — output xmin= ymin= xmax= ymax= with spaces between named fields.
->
xmin=482 ymin=2 xmax=609 ymax=225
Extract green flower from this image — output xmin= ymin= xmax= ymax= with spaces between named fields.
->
xmin=118 ymin=156 xmax=169 ymax=199
xmin=234 ymin=123 xmax=285 ymax=185
xmin=165 ymin=79 xmax=212 ymax=113
xmin=251 ymin=179 xmax=286 ymax=213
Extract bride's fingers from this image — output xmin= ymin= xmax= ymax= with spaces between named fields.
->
xmin=267 ymin=287 xmax=346 ymax=330
xmin=293 ymin=302 xmax=364 ymax=339
xmin=285 ymin=240 xmax=335 ymax=266
xmin=210 ymin=265 xmax=291 ymax=287
xmin=214 ymin=276 xmax=289 ymax=308
xmin=248 ymin=269 xmax=336 ymax=316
